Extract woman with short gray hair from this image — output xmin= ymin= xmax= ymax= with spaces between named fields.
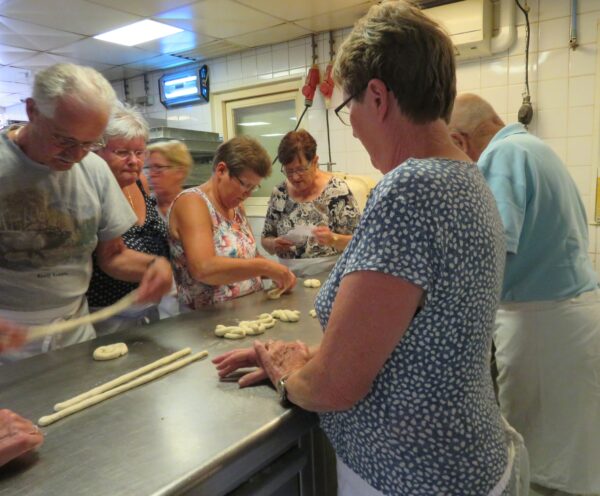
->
xmin=87 ymin=103 xmax=169 ymax=334
xmin=214 ymin=2 xmax=526 ymax=494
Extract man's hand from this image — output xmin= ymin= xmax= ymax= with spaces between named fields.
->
xmin=0 ymin=409 xmax=44 ymax=467
xmin=136 ymin=257 xmax=173 ymax=303
xmin=0 ymin=320 xmax=28 ymax=353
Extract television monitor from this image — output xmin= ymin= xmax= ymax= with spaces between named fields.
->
xmin=159 ymin=65 xmax=209 ymax=108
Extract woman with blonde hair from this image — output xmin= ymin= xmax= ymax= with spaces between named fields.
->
xmin=146 ymin=140 xmax=193 ymax=220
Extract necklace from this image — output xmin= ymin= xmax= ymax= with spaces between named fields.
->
xmin=125 ymin=188 xmax=135 ymax=209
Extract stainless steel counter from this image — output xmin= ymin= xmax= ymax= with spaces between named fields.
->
xmin=0 ymin=281 xmax=327 ymax=495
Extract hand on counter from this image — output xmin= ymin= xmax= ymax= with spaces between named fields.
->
xmin=0 ymin=319 xmax=28 ymax=352
xmin=136 ymin=256 xmax=173 ymax=303
xmin=0 ymin=409 xmax=44 ymax=467
xmin=213 ymin=347 xmax=267 ymax=386
xmin=254 ymin=340 xmax=310 ymax=387
xmin=213 ymin=339 xmax=310 ymax=389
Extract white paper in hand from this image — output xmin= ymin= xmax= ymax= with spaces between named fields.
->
xmin=282 ymin=225 xmax=315 ymax=245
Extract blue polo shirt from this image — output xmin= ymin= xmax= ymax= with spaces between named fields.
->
xmin=478 ymin=123 xmax=598 ymax=301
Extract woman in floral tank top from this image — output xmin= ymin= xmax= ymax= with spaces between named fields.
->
xmin=168 ymin=136 xmax=296 ymax=310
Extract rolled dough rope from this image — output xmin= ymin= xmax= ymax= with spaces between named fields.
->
xmin=267 ymin=287 xmax=285 ymax=299
xmin=224 ymin=332 xmax=245 ymax=340
xmin=28 ymin=290 xmax=139 ymax=342
xmin=271 ymin=309 xmax=300 ymax=322
xmin=214 ymin=314 xmax=276 ymax=339
xmin=54 ymin=347 xmax=192 ymax=411
xmin=93 ymin=343 xmax=128 ymax=361
xmin=40 ymin=351 xmax=208 ymax=426
xmin=309 ymin=309 xmax=317 ymax=318
xmin=303 ymin=279 xmax=321 ymax=288
xmin=214 ymin=325 xmax=241 ymax=337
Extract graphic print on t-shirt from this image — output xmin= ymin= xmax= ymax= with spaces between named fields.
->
xmin=0 ymin=186 xmax=97 ymax=270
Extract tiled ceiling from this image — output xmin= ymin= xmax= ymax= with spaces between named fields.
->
xmin=0 ymin=0 xmax=377 ymax=108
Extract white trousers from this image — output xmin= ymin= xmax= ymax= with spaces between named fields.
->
xmin=494 ymin=289 xmax=600 ymax=494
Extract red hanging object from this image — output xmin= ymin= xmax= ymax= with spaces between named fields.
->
xmin=302 ymin=65 xmax=320 ymax=107
xmin=319 ymin=63 xmax=335 ymax=108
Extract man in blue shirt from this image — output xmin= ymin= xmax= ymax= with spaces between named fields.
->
xmin=450 ymin=93 xmax=600 ymax=496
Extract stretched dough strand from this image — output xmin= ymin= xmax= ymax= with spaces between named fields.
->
xmin=28 ymin=290 xmax=139 ymax=342
xmin=54 ymin=348 xmax=192 ymax=411
xmin=40 ymin=351 xmax=208 ymax=426
xmin=267 ymin=287 xmax=285 ymax=299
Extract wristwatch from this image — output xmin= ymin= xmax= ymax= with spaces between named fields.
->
xmin=276 ymin=373 xmax=291 ymax=406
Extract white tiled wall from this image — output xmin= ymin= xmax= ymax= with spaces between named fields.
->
xmin=109 ymin=0 xmax=600 ymax=275
xmin=5 ymin=0 xmax=600 ymax=271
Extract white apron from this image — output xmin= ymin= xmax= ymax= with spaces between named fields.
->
xmin=494 ymin=289 xmax=600 ymax=494
xmin=278 ymin=255 xmax=339 ymax=277
xmin=0 ymin=297 xmax=95 ymax=363
xmin=336 ymin=417 xmax=529 ymax=496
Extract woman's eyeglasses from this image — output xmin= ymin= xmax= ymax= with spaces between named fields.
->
xmin=281 ymin=164 xmax=311 ymax=177
xmin=110 ymin=149 xmax=148 ymax=160
xmin=334 ymin=87 xmax=365 ymax=126
xmin=145 ymin=164 xmax=178 ymax=174
xmin=232 ymin=174 xmax=258 ymax=193
xmin=334 ymin=82 xmax=388 ymax=126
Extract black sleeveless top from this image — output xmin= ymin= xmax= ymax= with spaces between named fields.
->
xmin=87 ymin=179 xmax=169 ymax=307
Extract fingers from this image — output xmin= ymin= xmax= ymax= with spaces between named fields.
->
xmin=211 ymin=349 xmax=243 ymax=364
xmin=0 ymin=410 xmax=44 ymax=466
xmin=212 ymin=348 xmax=258 ymax=378
xmin=137 ymin=258 xmax=173 ymax=303
xmin=238 ymin=368 xmax=268 ymax=388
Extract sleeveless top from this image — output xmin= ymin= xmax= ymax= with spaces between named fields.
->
xmin=87 ymin=179 xmax=169 ymax=307
xmin=168 ymin=187 xmax=263 ymax=309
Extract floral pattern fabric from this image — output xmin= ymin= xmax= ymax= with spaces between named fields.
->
xmin=168 ymin=187 xmax=263 ymax=309
xmin=262 ymin=176 xmax=360 ymax=258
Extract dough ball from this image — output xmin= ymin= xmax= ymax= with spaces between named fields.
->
xmin=303 ymin=279 xmax=321 ymax=288
xmin=93 ymin=343 xmax=128 ymax=361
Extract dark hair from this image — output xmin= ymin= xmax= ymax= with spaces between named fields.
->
xmin=212 ymin=135 xmax=271 ymax=178
xmin=334 ymin=0 xmax=456 ymax=124
xmin=277 ymin=129 xmax=317 ymax=166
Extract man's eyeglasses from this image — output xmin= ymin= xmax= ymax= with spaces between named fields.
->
xmin=232 ymin=174 xmax=259 ymax=193
xmin=109 ymin=149 xmax=148 ymax=160
xmin=51 ymin=133 xmax=105 ymax=152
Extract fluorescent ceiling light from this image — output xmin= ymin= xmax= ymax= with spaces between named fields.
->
xmin=261 ymin=133 xmax=285 ymax=137
xmin=94 ymin=20 xmax=183 ymax=47
xmin=238 ymin=121 xmax=270 ymax=127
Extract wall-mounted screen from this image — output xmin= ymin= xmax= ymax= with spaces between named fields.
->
xmin=159 ymin=65 xmax=209 ymax=108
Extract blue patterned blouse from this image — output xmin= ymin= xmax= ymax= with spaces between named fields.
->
xmin=315 ymin=158 xmax=509 ymax=495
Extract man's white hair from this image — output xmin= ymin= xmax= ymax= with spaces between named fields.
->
xmin=104 ymin=102 xmax=149 ymax=142
xmin=32 ymin=63 xmax=116 ymax=118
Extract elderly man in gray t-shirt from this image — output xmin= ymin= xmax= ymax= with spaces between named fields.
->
xmin=0 ymin=63 xmax=173 ymax=360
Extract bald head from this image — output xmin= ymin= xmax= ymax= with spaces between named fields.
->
xmin=449 ymin=93 xmax=505 ymax=162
